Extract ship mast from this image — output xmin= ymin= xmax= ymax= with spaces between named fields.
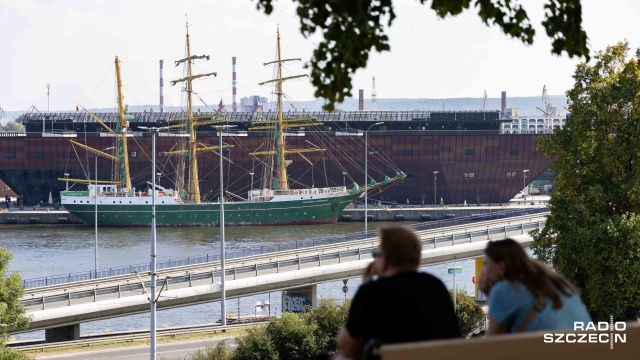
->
xmin=185 ymin=26 xmax=200 ymax=203
xmin=115 ymin=56 xmax=132 ymax=190
xmin=169 ymin=21 xmax=225 ymax=203
xmin=274 ymin=29 xmax=288 ymax=190
xmin=255 ymin=27 xmax=321 ymax=191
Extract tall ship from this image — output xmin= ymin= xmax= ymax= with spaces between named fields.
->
xmin=55 ymin=25 xmax=405 ymax=227
xmin=0 ymin=56 xmax=557 ymax=212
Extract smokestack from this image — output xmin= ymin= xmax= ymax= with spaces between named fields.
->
xmin=159 ymin=60 xmax=164 ymax=113
xmin=232 ymin=57 xmax=237 ymax=112
xmin=501 ymin=91 xmax=506 ymax=113
xmin=359 ymin=89 xmax=364 ymax=111
xmin=371 ymin=76 xmax=377 ymax=103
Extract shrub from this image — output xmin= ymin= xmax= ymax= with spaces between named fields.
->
xmin=450 ymin=288 xmax=485 ymax=336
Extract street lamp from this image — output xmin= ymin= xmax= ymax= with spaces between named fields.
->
xmin=523 ymin=169 xmax=529 ymax=198
xmin=139 ymin=126 xmax=167 ymax=360
xmin=364 ymin=121 xmax=383 ymax=236
xmin=214 ymin=124 xmax=236 ymax=327
xmin=342 ymin=171 xmax=347 ymax=188
xmin=95 ymin=146 xmax=114 ymax=278
xmin=249 ymin=172 xmax=254 ymax=202
xmin=433 ymin=171 xmax=439 ymax=206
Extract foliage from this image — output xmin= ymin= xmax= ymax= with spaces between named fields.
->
xmin=532 ymin=41 xmax=640 ymax=321
xmin=0 ymin=121 xmax=25 ymax=133
xmin=254 ymin=0 xmax=589 ymax=111
xmin=262 ymin=312 xmax=321 ymax=360
xmin=232 ymin=298 xmax=349 ymax=360
xmin=173 ymin=341 xmax=233 ymax=360
xmin=0 ymin=346 xmax=32 ymax=360
xmin=0 ymin=248 xmax=30 ymax=336
xmin=232 ymin=325 xmax=279 ymax=360
xmin=450 ymin=289 xmax=485 ymax=336
xmin=0 ymin=248 xmax=30 ymax=358
xmin=300 ymin=298 xmax=350 ymax=353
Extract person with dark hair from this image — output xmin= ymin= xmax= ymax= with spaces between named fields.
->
xmin=479 ymin=238 xmax=591 ymax=334
xmin=332 ymin=226 xmax=462 ymax=359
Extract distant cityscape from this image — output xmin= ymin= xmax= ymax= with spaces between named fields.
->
xmin=0 ymin=94 xmax=568 ymax=123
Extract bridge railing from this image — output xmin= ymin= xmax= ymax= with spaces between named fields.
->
xmin=19 ymin=218 xmax=545 ymax=311
xmin=21 ymin=207 xmax=548 ymax=289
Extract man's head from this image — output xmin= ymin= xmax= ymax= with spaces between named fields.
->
xmin=374 ymin=227 xmax=422 ymax=274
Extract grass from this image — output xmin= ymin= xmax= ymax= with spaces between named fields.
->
xmin=22 ymin=328 xmax=247 ymax=357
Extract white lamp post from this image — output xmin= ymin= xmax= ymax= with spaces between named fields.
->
xmin=523 ymin=169 xmax=529 ymax=197
xmin=249 ymin=172 xmax=254 ymax=202
xmin=342 ymin=171 xmax=347 ymax=188
xmin=433 ymin=171 xmax=439 ymax=206
xmin=364 ymin=121 xmax=383 ymax=236
xmin=139 ymin=126 xmax=166 ymax=360
xmin=64 ymin=173 xmax=69 ymax=191
xmin=94 ymin=146 xmax=114 ymax=278
xmin=214 ymin=124 xmax=236 ymax=327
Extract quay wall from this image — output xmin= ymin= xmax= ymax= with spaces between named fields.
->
xmin=340 ymin=203 xmax=545 ymax=222
xmin=0 ymin=209 xmax=83 ymax=225
xmin=0 ymin=202 xmax=546 ymax=225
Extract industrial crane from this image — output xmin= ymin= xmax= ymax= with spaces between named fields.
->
xmin=536 ymin=85 xmax=553 ymax=132
xmin=481 ymin=90 xmax=488 ymax=111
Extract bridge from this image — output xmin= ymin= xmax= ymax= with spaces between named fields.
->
xmin=14 ymin=213 xmax=547 ymax=341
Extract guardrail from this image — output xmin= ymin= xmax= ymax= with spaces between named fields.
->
xmin=19 ymin=216 xmax=546 ymax=311
xmin=9 ymin=319 xmax=270 ymax=352
xmin=21 ymin=208 xmax=548 ymax=289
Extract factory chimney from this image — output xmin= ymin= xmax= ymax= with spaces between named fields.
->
xmin=232 ymin=57 xmax=237 ymax=112
xmin=501 ymin=91 xmax=506 ymax=113
xmin=159 ymin=60 xmax=164 ymax=113
xmin=359 ymin=89 xmax=364 ymax=110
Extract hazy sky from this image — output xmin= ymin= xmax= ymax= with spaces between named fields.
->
xmin=1 ymin=0 xmax=639 ymax=112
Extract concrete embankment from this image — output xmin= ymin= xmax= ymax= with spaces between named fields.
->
xmin=340 ymin=202 xmax=547 ymax=222
xmin=0 ymin=209 xmax=83 ymax=225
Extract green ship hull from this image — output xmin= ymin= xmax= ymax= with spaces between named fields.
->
xmin=62 ymin=191 xmax=363 ymax=227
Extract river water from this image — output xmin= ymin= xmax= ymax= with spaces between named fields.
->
xmin=1 ymin=222 xmax=475 ymax=340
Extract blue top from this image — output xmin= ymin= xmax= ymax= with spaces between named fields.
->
xmin=488 ymin=280 xmax=592 ymax=332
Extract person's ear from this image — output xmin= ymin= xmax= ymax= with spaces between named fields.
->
xmin=379 ymin=256 xmax=390 ymax=272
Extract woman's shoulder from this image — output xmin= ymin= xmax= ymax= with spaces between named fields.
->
xmin=490 ymin=280 xmax=533 ymax=302
xmin=492 ymin=280 xmax=527 ymax=293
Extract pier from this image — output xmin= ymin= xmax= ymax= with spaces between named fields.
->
xmin=0 ymin=208 xmax=83 ymax=225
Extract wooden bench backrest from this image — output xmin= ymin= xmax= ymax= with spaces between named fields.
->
xmin=380 ymin=322 xmax=640 ymax=360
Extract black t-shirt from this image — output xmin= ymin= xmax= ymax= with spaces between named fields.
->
xmin=345 ymin=271 xmax=462 ymax=344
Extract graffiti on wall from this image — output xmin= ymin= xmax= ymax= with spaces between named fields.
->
xmin=283 ymin=291 xmax=312 ymax=313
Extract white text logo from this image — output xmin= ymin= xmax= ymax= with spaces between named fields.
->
xmin=543 ymin=316 xmax=626 ymax=349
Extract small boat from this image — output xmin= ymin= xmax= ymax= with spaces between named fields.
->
xmin=59 ymin=24 xmax=405 ymax=227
